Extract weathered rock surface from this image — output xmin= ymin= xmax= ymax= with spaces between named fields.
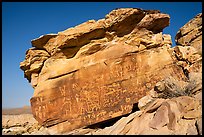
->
xmin=20 ymin=8 xmax=202 ymax=134
xmin=2 ymin=114 xmax=42 ymax=135
xmin=63 ymin=96 xmax=201 ymax=135
xmin=2 ymin=114 xmax=37 ymax=128
xmin=63 ymin=73 xmax=202 ymax=135
xmin=175 ymin=13 xmax=202 ymax=52
xmin=174 ymin=13 xmax=202 ymax=75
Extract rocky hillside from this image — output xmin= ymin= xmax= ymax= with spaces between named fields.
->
xmin=17 ymin=8 xmax=202 ymax=135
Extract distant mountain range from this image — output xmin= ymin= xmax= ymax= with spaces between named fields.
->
xmin=2 ymin=106 xmax=32 ymax=115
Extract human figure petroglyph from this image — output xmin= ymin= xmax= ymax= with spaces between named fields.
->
xmin=62 ymin=102 xmax=71 ymax=116
xmin=59 ymin=85 xmax=66 ymax=96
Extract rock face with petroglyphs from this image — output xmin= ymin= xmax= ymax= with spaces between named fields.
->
xmin=20 ymin=8 xmax=202 ymax=134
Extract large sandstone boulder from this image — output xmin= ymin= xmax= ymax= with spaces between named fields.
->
xmin=20 ymin=8 xmax=201 ymax=134
xmin=175 ymin=13 xmax=202 ymax=52
xmin=174 ymin=13 xmax=202 ymax=74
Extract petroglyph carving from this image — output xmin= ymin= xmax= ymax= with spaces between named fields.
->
xmin=59 ymin=85 xmax=66 ymax=96
xmin=20 ymin=8 xmax=201 ymax=134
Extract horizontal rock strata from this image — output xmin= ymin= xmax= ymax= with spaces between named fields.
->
xmin=20 ymin=8 xmax=202 ymax=134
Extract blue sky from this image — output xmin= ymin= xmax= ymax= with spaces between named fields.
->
xmin=2 ymin=2 xmax=202 ymax=108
